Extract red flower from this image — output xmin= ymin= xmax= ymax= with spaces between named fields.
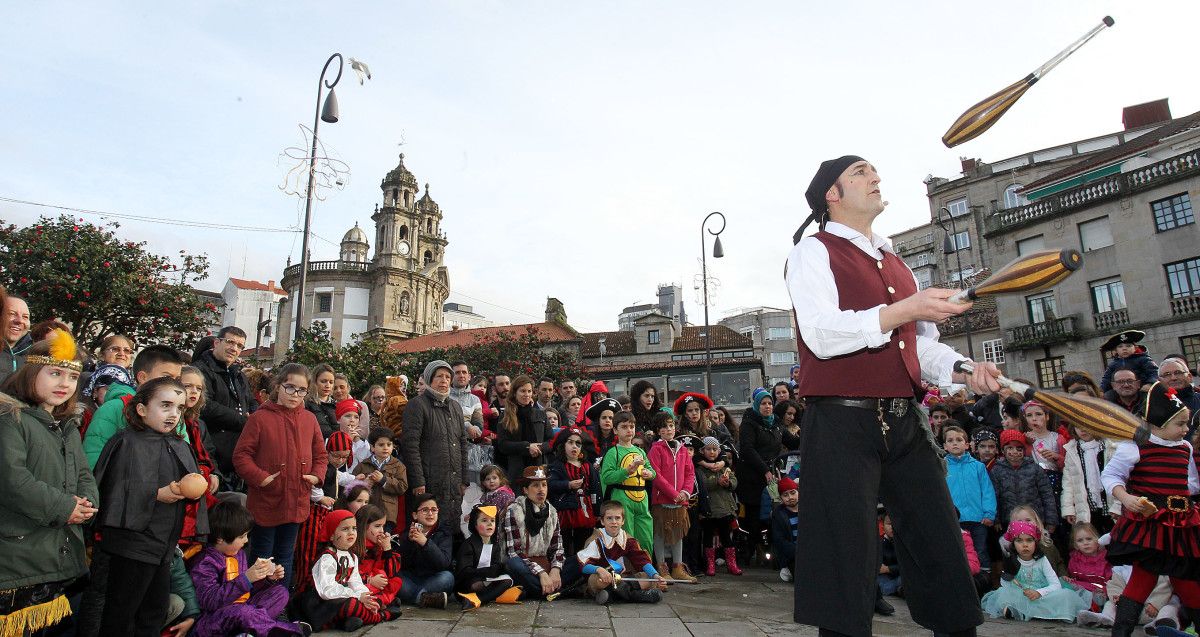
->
xmin=1166 ymin=386 xmax=1178 ymax=399
xmin=19 ymin=277 xmax=26 ymax=284
xmin=103 ymin=261 xmax=111 ymax=268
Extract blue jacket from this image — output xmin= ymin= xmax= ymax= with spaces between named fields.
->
xmin=1100 ymin=351 xmax=1158 ymax=393
xmin=945 ymin=453 xmax=996 ymax=523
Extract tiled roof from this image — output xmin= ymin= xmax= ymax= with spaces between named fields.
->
xmin=390 ymin=322 xmax=580 ymax=354
xmin=579 ymin=324 xmax=752 ymax=358
xmin=229 ymin=278 xmax=287 ymax=295
xmin=1022 ymin=110 xmax=1200 ymax=192
xmin=583 ymin=356 xmax=761 ymax=375
xmin=672 ymin=325 xmax=753 ymax=352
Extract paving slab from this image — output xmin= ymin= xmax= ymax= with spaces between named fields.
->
xmin=533 ymin=602 xmax=613 ymax=629
xmin=686 ymin=619 xmax=769 ymax=636
xmin=611 ymin=616 xmax=692 ymax=636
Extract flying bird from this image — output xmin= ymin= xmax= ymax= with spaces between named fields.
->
xmin=349 ymin=58 xmax=372 ymax=84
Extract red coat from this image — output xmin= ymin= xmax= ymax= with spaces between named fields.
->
xmin=649 ymin=439 xmax=695 ymax=506
xmin=233 ymin=401 xmax=328 ymax=527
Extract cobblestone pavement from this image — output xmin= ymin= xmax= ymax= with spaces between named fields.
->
xmin=331 ymin=568 xmax=1106 ymax=636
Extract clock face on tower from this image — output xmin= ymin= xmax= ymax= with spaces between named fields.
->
xmin=397 ymin=240 xmax=411 ymax=256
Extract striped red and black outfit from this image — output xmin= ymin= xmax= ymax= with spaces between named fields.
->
xmin=1107 ymin=440 xmax=1200 ymax=606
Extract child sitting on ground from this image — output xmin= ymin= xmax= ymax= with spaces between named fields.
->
xmin=1000 ymin=504 xmax=1067 ymax=576
xmin=455 ymin=504 xmax=521 ymax=609
xmin=770 ymin=477 xmax=799 ymax=583
xmin=878 ymin=512 xmax=901 ymax=596
xmin=190 ymin=501 xmax=310 ymax=636
xmin=293 ymin=509 xmax=392 ymax=632
xmin=396 ymin=493 xmax=455 ymax=609
xmin=577 ymin=501 xmax=667 ymax=605
xmin=353 ymin=505 xmax=403 ymax=617
xmin=980 ymin=521 xmax=1091 ymax=621
xmin=351 ymin=428 xmax=408 ymax=531
xmin=1065 ymin=523 xmax=1110 ymax=601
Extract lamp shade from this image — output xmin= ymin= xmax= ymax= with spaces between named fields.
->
xmin=321 ymin=89 xmax=340 ymax=124
xmin=712 ymin=235 xmax=725 ymax=258
xmin=942 ymin=233 xmax=955 ymax=254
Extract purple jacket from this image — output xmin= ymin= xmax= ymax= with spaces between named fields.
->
xmin=190 ymin=546 xmax=259 ymax=611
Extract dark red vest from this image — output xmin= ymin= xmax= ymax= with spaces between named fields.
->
xmin=1127 ymin=443 xmax=1192 ymax=497
xmin=794 ymin=232 xmax=922 ymax=398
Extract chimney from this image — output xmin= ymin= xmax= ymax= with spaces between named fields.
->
xmin=545 ymin=297 xmax=567 ymax=325
xmin=267 ymin=279 xmax=276 ymax=292
xmin=1123 ymin=98 xmax=1172 ymax=130
xmin=959 ymin=157 xmax=978 ymax=174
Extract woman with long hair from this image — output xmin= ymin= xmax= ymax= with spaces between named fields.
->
xmin=492 ymin=375 xmax=553 ymax=481
xmin=629 ymin=380 xmax=662 ymax=433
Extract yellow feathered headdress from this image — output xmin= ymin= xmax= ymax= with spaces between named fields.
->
xmin=26 ymin=329 xmax=83 ymax=372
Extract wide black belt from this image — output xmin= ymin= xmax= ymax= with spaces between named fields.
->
xmin=1140 ymin=493 xmax=1200 ymax=513
xmin=807 ymin=396 xmax=913 ymax=418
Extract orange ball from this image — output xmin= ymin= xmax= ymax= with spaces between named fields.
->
xmin=178 ymin=473 xmax=208 ymax=500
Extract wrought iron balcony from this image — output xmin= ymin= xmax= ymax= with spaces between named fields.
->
xmin=1092 ymin=308 xmax=1129 ymax=331
xmin=985 ymin=149 xmax=1200 ymax=236
xmin=1006 ymin=316 xmax=1078 ymax=350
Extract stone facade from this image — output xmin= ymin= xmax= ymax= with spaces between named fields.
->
xmin=718 ymin=307 xmax=799 ymax=385
xmin=276 ymin=154 xmax=450 ymax=355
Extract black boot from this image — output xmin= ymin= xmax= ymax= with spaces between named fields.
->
xmin=1111 ymin=596 xmax=1145 ymax=637
xmin=874 ymin=585 xmax=895 ymax=616
xmin=475 ymin=580 xmax=510 ymax=606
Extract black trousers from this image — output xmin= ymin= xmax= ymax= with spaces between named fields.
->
xmin=793 ymin=401 xmax=982 ymax=636
xmin=99 ymin=553 xmax=171 ymax=637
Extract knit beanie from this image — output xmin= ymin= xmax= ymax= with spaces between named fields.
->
xmin=324 ymin=509 xmax=356 ymax=542
xmin=326 ymin=431 xmax=353 ymax=452
xmin=335 ymin=398 xmax=361 ymax=421
xmin=778 ymin=477 xmax=799 ymax=493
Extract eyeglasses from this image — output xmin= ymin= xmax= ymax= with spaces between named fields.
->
xmin=1161 ymin=371 xmax=1191 ymax=378
xmin=1113 ymin=379 xmax=1138 ymax=385
xmin=105 ymin=346 xmax=134 ymax=355
xmin=416 ymin=507 xmax=439 ymax=514
xmin=281 ymin=384 xmax=309 ymax=396
xmin=221 ymin=338 xmax=246 ymax=351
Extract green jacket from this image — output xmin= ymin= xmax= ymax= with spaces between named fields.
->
xmin=169 ymin=548 xmax=200 ymax=620
xmin=83 ymin=382 xmax=189 ymax=469
xmin=82 ymin=382 xmax=136 ymax=469
xmin=0 ymin=393 xmax=99 ymax=589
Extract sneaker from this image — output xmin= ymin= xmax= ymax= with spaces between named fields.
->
xmin=342 ymin=616 xmax=364 ymax=631
xmin=297 ymin=622 xmax=313 ymax=637
xmin=1076 ymin=610 xmax=1106 ymax=627
xmin=779 ymin=567 xmax=793 ymax=582
xmin=419 ymin=592 xmax=449 ymax=609
xmin=594 ymin=589 xmax=610 ymax=605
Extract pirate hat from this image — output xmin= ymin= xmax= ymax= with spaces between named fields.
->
xmin=1140 ymin=381 xmax=1190 ymax=429
xmin=673 ymin=392 xmax=714 ymax=416
xmin=584 ymin=397 xmax=622 ymax=423
xmin=1101 ymin=329 xmax=1145 ymax=352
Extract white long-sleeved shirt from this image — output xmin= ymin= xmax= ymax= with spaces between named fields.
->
xmin=784 ymin=222 xmax=963 ymax=388
xmin=312 ymin=549 xmax=370 ymax=600
xmin=1018 ymin=556 xmax=1063 ymax=597
xmin=1100 ymin=435 xmax=1200 ymax=497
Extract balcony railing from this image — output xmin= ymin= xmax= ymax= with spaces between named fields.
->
xmin=1170 ymin=295 xmax=1200 ymax=316
xmin=282 ymin=259 xmax=369 ymax=280
xmin=1006 ymin=316 xmax=1078 ymax=350
xmin=985 ymin=149 xmax=1200 ymax=236
xmin=1092 ymin=308 xmax=1129 ymax=331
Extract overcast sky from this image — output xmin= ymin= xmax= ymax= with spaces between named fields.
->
xmin=4 ymin=1 xmax=1197 ymax=333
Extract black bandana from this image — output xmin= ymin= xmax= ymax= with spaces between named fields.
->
xmin=524 ymin=497 xmax=549 ymax=536
xmin=793 ymin=155 xmax=865 ymax=244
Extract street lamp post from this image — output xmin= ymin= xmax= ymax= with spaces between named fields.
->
xmin=936 ymin=206 xmax=975 ymax=360
xmin=294 ymin=53 xmax=345 ymax=345
xmin=701 ymin=212 xmax=726 ymax=397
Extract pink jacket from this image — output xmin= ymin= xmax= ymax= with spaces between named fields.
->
xmin=960 ymin=529 xmax=980 ymax=575
xmin=649 ymin=439 xmax=695 ymax=506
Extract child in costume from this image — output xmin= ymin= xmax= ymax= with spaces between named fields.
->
xmin=648 ymin=411 xmax=697 ymax=582
xmin=577 ymin=500 xmax=667 ymax=605
xmin=334 ymin=398 xmax=371 ymax=468
xmin=548 ymin=426 xmax=600 ymax=559
xmin=587 ymin=396 xmax=620 ymax=461
xmin=599 ymin=410 xmax=656 ymax=552
xmin=455 ymin=504 xmax=521 ymax=609
xmin=1000 ymin=504 xmax=1067 ymax=576
xmin=1099 ymin=329 xmax=1159 ymax=393
xmin=351 ymin=428 xmax=408 ymax=530
xmin=94 ymin=376 xmax=208 ymax=636
xmin=294 ymin=431 xmax=356 ymax=591
xmin=980 ymin=521 xmax=1091 ymax=621
xmin=697 ymin=436 xmax=740 ymax=577
xmin=294 ymin=508 xmax=392 ymax=632
xmin=352 ymin=505 xmax=403 ymax=616
xmin=189 ymin=501 xmax=310 ymax=637
xmin=1101 ymin=381 xmax=1200 ymax=636
xmin=501 ymin=466 xmax=568 ymax=600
